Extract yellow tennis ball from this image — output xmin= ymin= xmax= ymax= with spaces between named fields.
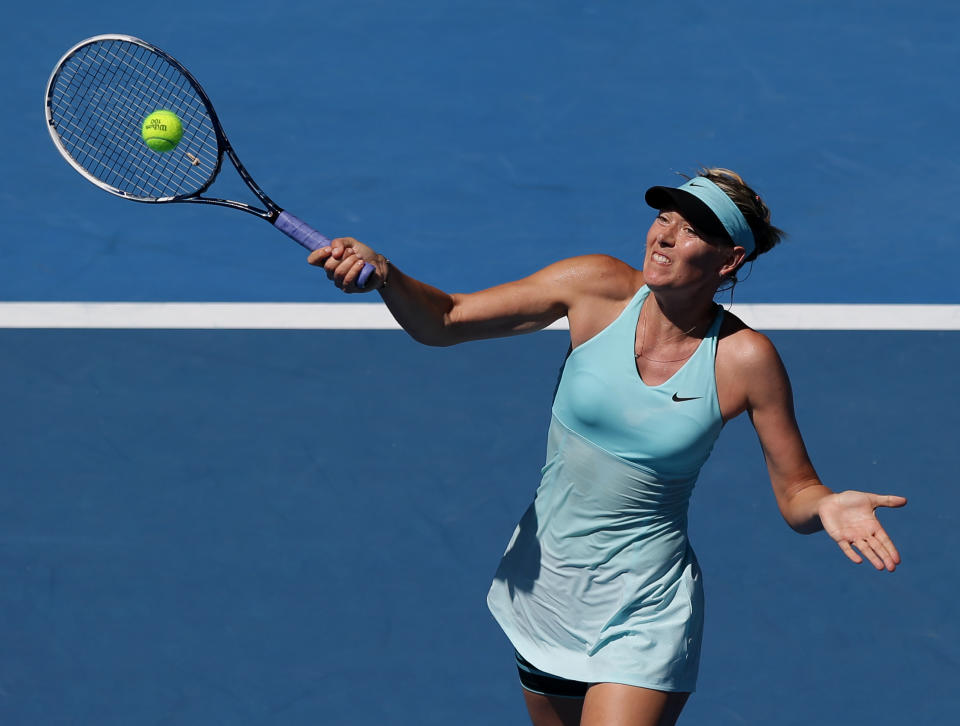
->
xmin=141 ymin=110 xmax=183 ymax=153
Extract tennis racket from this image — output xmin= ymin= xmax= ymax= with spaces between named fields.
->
xmin=45 ymin=34 xmax=374 ymax=287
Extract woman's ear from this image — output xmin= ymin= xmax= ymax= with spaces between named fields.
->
xmin=719 ymin=246 xmax=747 ymax=279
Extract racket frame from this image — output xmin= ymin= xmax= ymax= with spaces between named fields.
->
xmin=45 ymin=34 xmax=375 ymax=286
xmin=46 ymin=34 xmax=277 ymax=219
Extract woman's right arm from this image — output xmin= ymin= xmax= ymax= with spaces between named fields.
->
xmin=308 ymin=237 xmax=634 ymax=347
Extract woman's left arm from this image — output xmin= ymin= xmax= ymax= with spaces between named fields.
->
xmin=739 ymin=332 xmax=907 ymax=571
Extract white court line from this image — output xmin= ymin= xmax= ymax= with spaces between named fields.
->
xmin=0 ymin=302 xmax=958 ymax=330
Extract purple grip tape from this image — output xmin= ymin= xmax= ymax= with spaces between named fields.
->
xmin=274 ymin=211 xmax=375 ymax=288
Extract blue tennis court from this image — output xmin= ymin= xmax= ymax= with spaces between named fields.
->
xmin=2 ymin=2 xmax=958 ymax=724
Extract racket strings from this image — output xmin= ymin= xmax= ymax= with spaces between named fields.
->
xmin=57 ymin=41 xmax=216 ymax=192
xmin=48 ymin=39 xmax=219 ymax=200
xmin=89 ymin=42 xmax=216 ymax=192
xmin=52 ymin=47 xmax=210 ymax=197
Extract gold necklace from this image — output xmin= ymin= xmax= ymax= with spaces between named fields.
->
xmin=634 ymin=302 xmax=706 ymax=363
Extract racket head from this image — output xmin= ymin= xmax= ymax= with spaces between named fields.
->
xmin=45 ymin=34 xmax=225 ymax=203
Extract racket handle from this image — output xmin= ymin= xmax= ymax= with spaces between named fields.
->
xmin=274 ymin=211 xmax=375 ymax=288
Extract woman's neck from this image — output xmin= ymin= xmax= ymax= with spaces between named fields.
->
xmin=643 ymin=287 xmax=717 ymax=339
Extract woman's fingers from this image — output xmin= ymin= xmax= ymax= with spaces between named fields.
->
xmin=847 ymin=533 xmax=899 ymax=571
xmin=320 ymin=251 xmax=371 ymax=292
xmin=873 ymin=494 xmax=908 ymax=510
xmin=340 ymin=257 xmax=372 ymax=292
xmin=327 ymin=253 xmax=358 ymax=285
xmin=851 ymin=539 xmax=885 ymax=570
xmin=306 ymin=247 xmax=331 ymax=266
xmin=307 ymin=238 xmax=378 ymax=293
xmin=873 ymin=528 xmax=902 ymax=569
xmin=838 ymin=539 xmax=863 ymax=565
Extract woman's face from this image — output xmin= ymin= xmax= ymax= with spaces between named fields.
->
xmin=643 ymin=210 xmax=738 ymax=292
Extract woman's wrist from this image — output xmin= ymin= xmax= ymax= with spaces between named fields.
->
xmin=376 ymin=255 xmax=391 ymax=290
xmin=784 ymin=483 xmax=832 ymax=533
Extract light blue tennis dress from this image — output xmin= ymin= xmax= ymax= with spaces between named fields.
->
xmin=486 ymin=285 xmax=725 ymax=692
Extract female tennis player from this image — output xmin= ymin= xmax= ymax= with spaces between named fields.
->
xmin=308 ymin=168 xmax=906 ymax=726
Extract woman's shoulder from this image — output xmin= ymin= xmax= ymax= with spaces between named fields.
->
xmin=714 ymin=310 xmax=790 ymax=416
xmin=556 ymin=256 xmax=644 ymax=347
xmin=550 ymin=254 xmax=642 ymax=301
xmin=717 ymin=309 xmax=782 ymax=369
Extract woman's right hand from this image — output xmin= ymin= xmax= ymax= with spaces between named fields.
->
xmin=308 ymin=237 xmax=387 ymax=293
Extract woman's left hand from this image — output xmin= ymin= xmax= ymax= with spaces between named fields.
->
xmin=817 ymin=491 xmax=907 ymax=571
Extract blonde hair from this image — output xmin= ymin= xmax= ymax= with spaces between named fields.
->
xmin=691 ymin=167 xmax=785 ymax=261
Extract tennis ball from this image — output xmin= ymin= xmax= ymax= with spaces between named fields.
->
xmin=141 ymin=110 xmax=183 ymax=153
